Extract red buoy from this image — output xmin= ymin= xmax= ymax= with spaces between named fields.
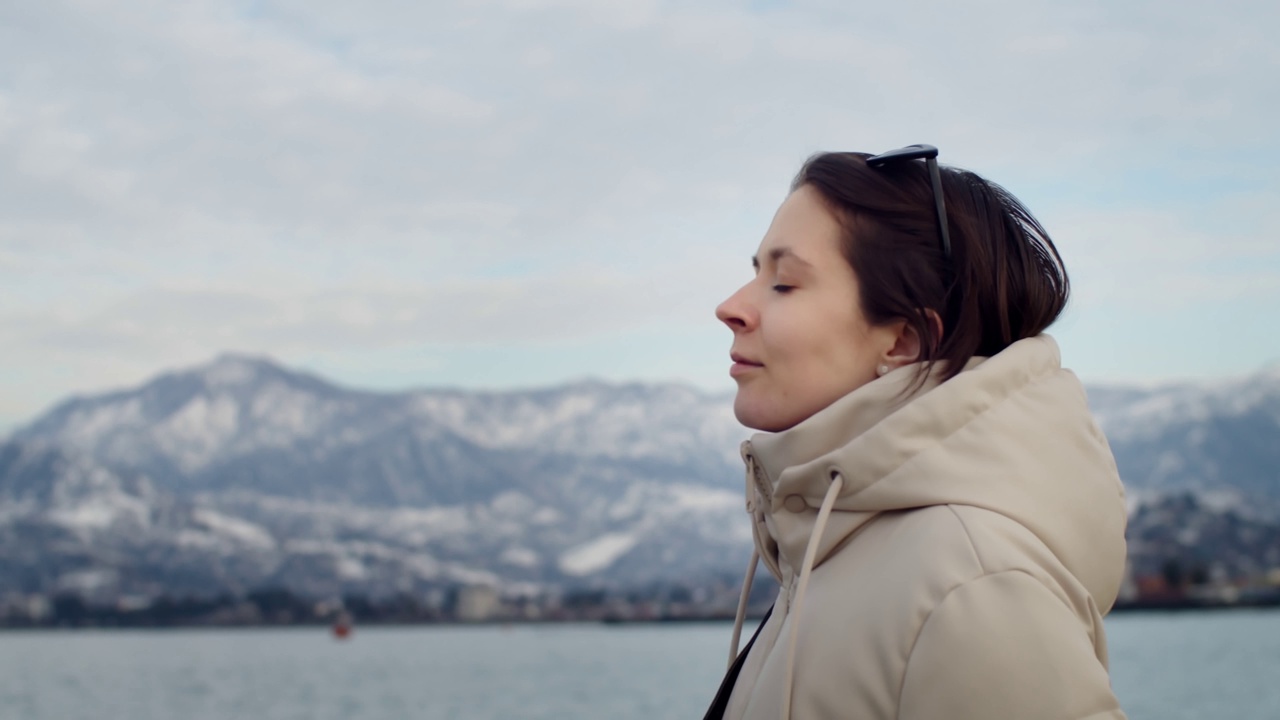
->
xmin=332 ymin=611 xmax=353 ymax=639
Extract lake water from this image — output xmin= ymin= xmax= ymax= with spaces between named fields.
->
xmin=2 ymin=610 xmax=1278 ymax=719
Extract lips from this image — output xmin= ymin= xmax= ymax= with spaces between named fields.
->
xmin=730 ymin=352 xmax=763 ymax=378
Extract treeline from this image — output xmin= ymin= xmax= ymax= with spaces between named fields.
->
xmin=1 ymin=588 xmax=451 ymax=629
xmin=0 ymin=576 xmax=778 ymax=629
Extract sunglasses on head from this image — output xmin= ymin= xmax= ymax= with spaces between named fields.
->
xmin=865 ymin=144 xmax=952 ymax=260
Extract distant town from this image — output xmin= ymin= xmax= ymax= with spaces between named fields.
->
xmin=8 ymin=554 xmax=1280 ymax=631
xmin=0 ymin=576 xmax=773 ymax=630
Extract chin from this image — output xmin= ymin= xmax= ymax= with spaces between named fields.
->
xmin=733 ymin=396 xmax=801 ymax=433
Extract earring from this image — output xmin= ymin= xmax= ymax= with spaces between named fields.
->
xmin=877 ymin=364 xmax=890 ymax=377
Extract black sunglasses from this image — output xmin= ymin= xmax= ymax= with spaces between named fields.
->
xmin=865 ymin=144 xmax=952 ymax=260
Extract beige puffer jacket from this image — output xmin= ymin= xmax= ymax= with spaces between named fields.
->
xmin=719 ymin=335 xmax=1129 ymax=719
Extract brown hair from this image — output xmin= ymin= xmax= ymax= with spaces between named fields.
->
xmin=792 ymin=151 xmax=1069 ymax=383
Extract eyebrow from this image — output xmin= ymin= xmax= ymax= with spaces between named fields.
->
xmin=751 ymin=246 xmax=814 ymax=270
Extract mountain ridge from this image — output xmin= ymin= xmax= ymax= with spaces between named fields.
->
xmin=1 ymin=353 xmax=1276 ymax=602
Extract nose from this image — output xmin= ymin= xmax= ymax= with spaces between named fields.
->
xmin=715 ymin=284 xmax=756 ymax=332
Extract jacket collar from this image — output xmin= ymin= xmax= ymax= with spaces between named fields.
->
xmin=739 ymin=359 xmax=960 ymax=583
xmin=740 ymin=336 xmax=1077 ymax=582
xmin=746 ymin=361 xmax=954 ymax=500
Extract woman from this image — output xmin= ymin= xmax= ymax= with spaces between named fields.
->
xmin=703 ymin=145 xmax=1128 ymax=719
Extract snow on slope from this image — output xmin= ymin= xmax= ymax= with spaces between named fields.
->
xmin=559 ymin=532 xmax=639 ymax=576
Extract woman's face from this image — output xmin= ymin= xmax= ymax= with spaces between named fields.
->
xmin=716 ymin=185 xmax=900 ymax=432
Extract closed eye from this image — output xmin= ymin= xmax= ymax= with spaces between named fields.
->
xmin=772 ymin=284 xmax=795 ymax=294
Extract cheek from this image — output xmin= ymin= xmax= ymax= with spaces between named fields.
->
xmin=786 ymin=311 xmax=858 ymax=370
xmin=792 ymin=306 xmax=878 ymax=393
xmin=762 ymin=306 xmax=819 ymax=360
xmin=768 ymin=317 xmax=840 ymax=395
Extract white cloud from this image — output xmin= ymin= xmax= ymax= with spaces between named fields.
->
xmin=1 ymin=0 xmax=1278 ymax=429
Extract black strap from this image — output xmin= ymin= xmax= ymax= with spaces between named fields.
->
xmin=702 ymin=605 xmax=774 ymax=720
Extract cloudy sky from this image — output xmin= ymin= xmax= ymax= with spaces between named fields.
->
xmin=2 ymin=0 xmax=1278 ymax=432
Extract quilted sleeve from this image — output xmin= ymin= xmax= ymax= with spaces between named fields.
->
xmin=898 ymin=570 xmax=1126 ymax=720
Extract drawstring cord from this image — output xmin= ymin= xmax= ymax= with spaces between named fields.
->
xmin=728 ymin=549 xmax=760 ymax=669
xmin=728 ymin=448 xmax=846 ymax=719
xmin=728 ymin=449 xmax=764 ymax=670
xmin=781 ymin=471 xmax=845 ymax=720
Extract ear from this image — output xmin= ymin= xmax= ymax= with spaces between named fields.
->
xmin=882 ymin=310 xmax=943 ymax=368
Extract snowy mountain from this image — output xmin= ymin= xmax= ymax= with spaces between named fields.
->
xmin=1 ymin=354 xmax=1277 ymax=601
xmin=1089 ymin=364 xmax=1280 ymax=502
xmin=0 ymin=356 xmax=750 ymax=600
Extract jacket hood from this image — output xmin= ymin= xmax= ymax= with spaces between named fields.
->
xmin=743 ymin=334 xmax=1128 ymax=611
